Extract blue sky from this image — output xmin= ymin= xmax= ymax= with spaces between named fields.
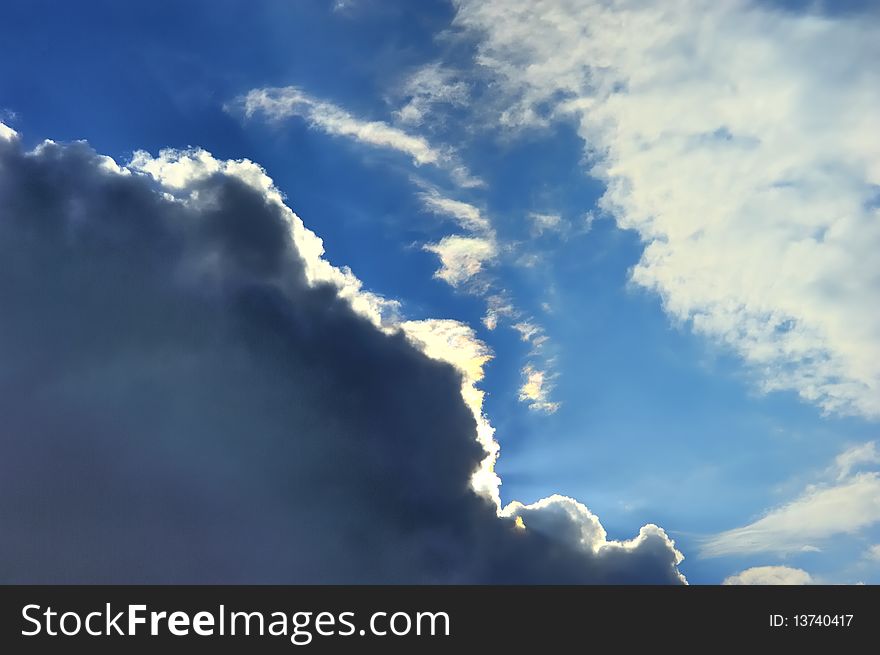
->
xmin=2 ymin=0 xmax=878 ymax=584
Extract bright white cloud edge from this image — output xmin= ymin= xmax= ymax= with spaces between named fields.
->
xmin=64 ymin=127 xmax=683 ymax=579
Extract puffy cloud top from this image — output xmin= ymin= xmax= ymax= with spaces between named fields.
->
xmin=0 ymin=129 xmax=684 ymax=583
xmin=722 ymin=566 xmax=813 ymax=585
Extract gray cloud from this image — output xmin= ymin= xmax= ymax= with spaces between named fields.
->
xmin=0 ymin=130 xmax=684 ymax=584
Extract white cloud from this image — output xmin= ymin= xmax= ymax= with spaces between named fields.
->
xmin=454 ymin=0 xmax=880 ymax=418
xmin=235 ymin=86 xmax=483 ymax=186
xmin=833 ymin=441 xmax=880 ymax=481
xmin=239 ymin=86 xmax=440 ymax=165
xmin=234 ymin=85 xmax=560 ymax=413
xmin=414 ymin=190 xmax=559 ymax=409
xmin=513 ymin=321 xmax=549 ymax=351
xmin=513 ymin=321 xmax=542 ymax=343
xmin=413 ymin=185 xmax=563 ymax=410
xmin=519 ymin=363 xmax=560 ymax=413
xmin=483 ymin=294 xmax=517 ymax=330
xmin=0 ymin=121 xmax=17 ymax=141
xmin=234 ymin=85 xmax=558 ymax=413
xmin=394 ymin=62 xmax=470 ymax=126
xmin=702 ymin=443 xmax=880 ymax=557
xmin=418 ymin=189 xmax=492 ymax=233
xmin=865 ymin=544 xmax=880 ymax=561
xmin=723 ymin=566 xmax=813 ymax=585
xmin=424 ymin=235 xmax=497 ymax=288
xmin=583 ymin=210 xmax=597 ymax=231
xmin=527 ymin=212 xmax=563 ymax=236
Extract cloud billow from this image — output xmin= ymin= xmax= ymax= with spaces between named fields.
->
xmin=0 ymin=128 xmax=683 ymax=584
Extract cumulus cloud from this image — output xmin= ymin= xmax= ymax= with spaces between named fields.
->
xmin=0 ymin=126 xmax=683 ymax=583
xmin=722 ymin=566 xmax=813 ymax=585
xmin=502 ymin=495 xmax=685 ymax=583
xmin=453 ymin=0 xmax=880 ymax=418
xmin=233 ymin=86 xmax=483 ymax=187
xmin=702 ymin=443 xmax=880 ymax=557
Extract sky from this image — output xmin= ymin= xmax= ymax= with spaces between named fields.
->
xmin=0 ymin=0 xmax=878 ymax=585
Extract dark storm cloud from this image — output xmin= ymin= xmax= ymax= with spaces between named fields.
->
xmin=0 ymin=132 xmax=684 ymax=583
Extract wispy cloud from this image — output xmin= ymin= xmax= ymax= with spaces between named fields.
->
xmin=418 ymin=188 xmax=492 ymax=233
xmin=519 ymin=363 xmax=560 ymax=414
xmin=394 ymin=62 xmax=470 ymax=127
xmin=833 ymin=441 xmax=880 ymax=481
xmin=234 ymin=85 xmax=559 ymax=412
xmin=527 ymin=212 xmax=563 ymax=236
xmin=238 ymin=86 xmax=441 ymax=165
xmin=702 ymin=442 xmax=880 ymax=557
xmin=454 ymin=0 xmax=880 ymax=418
xmin=513 ymin=320 xmax=549 ymax=352
xmin=232 ymin=86 xmax=483 ymax=187
xmin=482 ymin=293 xmax=517 ymax=331
xmin=415 ymin=195 xmax=561 ymax=411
